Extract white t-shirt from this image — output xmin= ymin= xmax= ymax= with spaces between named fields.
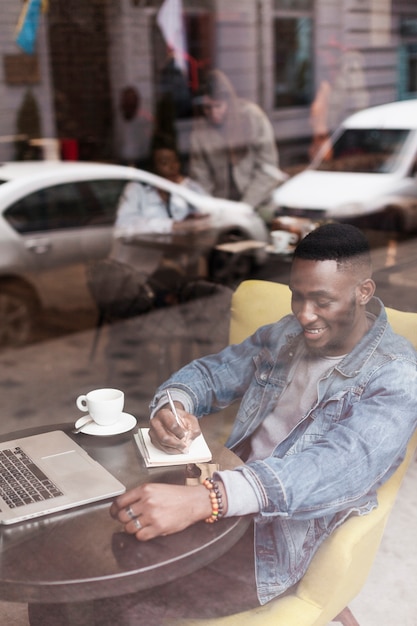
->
xmin=220 ymin=343 xmax=345 ymax=517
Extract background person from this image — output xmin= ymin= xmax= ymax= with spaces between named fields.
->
xmin=115 ymin=86 xmax=154 ymax=170
xmin=111 ymin=135 xmax=209 ymax=305
xmin=189 ymin=69 xmax=286 ymax=222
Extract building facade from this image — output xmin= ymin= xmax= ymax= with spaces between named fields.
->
xmin=1 ymin=0 xmax=417 ymax=167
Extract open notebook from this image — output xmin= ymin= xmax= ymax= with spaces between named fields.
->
xmin=135 ymin=428 xmax=212 ymax=467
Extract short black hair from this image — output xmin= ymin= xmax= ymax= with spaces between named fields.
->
xmin=293 ymin=223 xmax=372 ymax=272
xmin=151 ymin=132 xmax=178 ymax=154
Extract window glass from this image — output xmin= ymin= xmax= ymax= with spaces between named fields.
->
xmin=273 ymin=14 xmax=313 ymax=108
xmin=4 ymin=181 xmax=123 ymax=234
xmin=399 ymin=44 xmax=417 ymax=99
xmin=86 ymin=180 xmax=127 ymax=225
xmin=4 ymin=188 xmax=49 ymax=233
xmin=1 ymin=1 xmax=417 ymax=516
xmin=274 ymin=0 xmax=313 ymax=9
xmin=315 ymin=129 xmax=411 ymax=174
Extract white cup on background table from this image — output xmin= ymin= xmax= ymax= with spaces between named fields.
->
xmin=270 ymin=229 xmax=298 ymax=253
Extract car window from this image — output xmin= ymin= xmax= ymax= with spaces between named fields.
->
xmin=315 ymin=128 xmax=411 ymax=174
xmin=4 ymin=180 xmax=126 ymax=234
xmin=4 ymin=183 xmax=88 ymax=233
xmin=85 ymin=179 xmax=127 ymax=225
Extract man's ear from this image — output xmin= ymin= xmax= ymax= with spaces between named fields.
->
xmin=357 ymin=278 xmax=376 ymax=305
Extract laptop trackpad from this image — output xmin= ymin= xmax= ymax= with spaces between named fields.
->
xmin=41 ymin=451 xmax=94 ymax=476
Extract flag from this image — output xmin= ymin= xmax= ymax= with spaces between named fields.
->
xmin=157 ymin=0 xmax=187 ymax=74
xmin=15 ymin=0 xmax=47 ymax=55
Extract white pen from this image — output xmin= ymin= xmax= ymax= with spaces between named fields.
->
xmin=166 ymin=390 xmax=183 ymax=429
xmin=166 ymin=390 xmax=190 ymax=452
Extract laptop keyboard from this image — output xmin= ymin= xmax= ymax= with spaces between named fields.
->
xmin=0 ymin=447 xmax=63 ymax=508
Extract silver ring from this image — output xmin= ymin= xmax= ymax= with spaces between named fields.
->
xmin=133 ymin=517 xmax=142 ymax=531
xmin=126 ymin=506 xmax=137 ymax=520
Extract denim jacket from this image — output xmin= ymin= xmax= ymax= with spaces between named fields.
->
xmin=151 ymin=297 xmax=417 ymax=604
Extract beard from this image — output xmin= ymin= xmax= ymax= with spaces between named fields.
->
xmin=304 ymin=294 xmax=358 ymax=357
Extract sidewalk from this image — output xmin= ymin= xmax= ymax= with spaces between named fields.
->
xmin=0 ymin=286 xmax=416 ymax=625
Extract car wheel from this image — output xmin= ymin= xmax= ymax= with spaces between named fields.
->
xmin=208 ymin=231 xmax=254 ymax=287
xmin=0 ymin=282 xmax=38 ymax=348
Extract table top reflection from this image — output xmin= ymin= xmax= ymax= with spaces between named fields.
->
xmin=0 ymin=422 xmax=248 ymax=604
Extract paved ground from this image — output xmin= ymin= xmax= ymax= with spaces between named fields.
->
xmin=0 ymin=281 xmax=416 ymax=625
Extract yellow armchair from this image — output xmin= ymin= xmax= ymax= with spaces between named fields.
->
xmin=178 ymin=280 xmax=417 ymax=626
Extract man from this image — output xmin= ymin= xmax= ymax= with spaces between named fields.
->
xmin=107 ymin=224 xmax=417 ymax=623
xmin=116 ymin=86 xmax=154 ymax=170
xmin=189 ymin=70 xmax=286 ymax=222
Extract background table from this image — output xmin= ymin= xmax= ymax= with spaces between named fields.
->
xmin=0 ymin=422 xmax=249 ymax=605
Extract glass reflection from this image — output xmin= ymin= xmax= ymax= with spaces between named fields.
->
xmin=0 ymin=0 xmax=417 ymax=442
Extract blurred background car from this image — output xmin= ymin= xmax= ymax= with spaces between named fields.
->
xmin=272 ymin=99 xmax=417 ymax=237
xmin=0 ymin=161 xmax=268 ymax=348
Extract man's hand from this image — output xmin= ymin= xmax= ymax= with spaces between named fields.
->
xmin=110 ymin=483 xmax=213 ymax=541
xmin=150 ymin=404 xmax=201 ymax=454
xmin=172 ymin=214 xmax=211 ymax=234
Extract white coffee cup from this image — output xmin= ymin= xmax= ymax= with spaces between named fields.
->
xmin=274 ymin=216 xmax=316 ymax=239
xmin=76 ymin=388 xmax=124 ymax=426
xmin=270 ymin=229 xmax=299 ymax=253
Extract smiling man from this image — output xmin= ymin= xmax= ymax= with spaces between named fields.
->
xmin=289 ymin=225 xmax=375 ymax=357
xmin=34 ymin=223 xmax=416 ymax=626
xmin=104 ymin=223 xmax=417 ymax=624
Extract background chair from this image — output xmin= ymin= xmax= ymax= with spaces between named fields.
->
xmin=177 ymin=280 xmax=417 ymax=626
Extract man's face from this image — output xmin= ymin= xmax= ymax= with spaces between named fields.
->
xmin=289 ymin=258 xmax=374 ymax=356
xmin=202 ymin=97 xmax=228 ymax=126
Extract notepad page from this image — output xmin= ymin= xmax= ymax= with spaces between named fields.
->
xmin=134 ymin=429 xmax=212 ymax=467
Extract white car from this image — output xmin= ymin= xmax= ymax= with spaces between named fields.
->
xmin=0 ymin=161 xmax=268 ymax=346
xmin=273 ymin=99 xmax=417 ymax=233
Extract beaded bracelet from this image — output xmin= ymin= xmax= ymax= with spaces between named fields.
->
xmin=202 ymin=477 xmax=224 ymax=523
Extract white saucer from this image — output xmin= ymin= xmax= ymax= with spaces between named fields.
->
xmin=266 ymin=244 xmax=294 ymax=255
xmin=75 ymin=413 xmax=137 ymax=436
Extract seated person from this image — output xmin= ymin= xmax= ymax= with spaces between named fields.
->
xmin=114 ymin=135 xmax=207 ymax=239
xmin=30 ymin=223 xmax=417 ymax=625
xmin=111 ymin=137 xmax=208 ymax=305
xmin=106 ymin=223 xmax=417 ymax=622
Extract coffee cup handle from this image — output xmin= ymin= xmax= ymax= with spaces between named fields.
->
xmin=76 ymin=395 xmax=88 ymax=412
xmin=290 ymin=233 xmax=299 ymax=244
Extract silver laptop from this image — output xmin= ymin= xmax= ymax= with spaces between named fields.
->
xmin=0 ymin=430 xmax=125 ymax=524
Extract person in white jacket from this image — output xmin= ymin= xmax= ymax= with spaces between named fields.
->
xmin=111 ymin=135 xmax=208 ymax=305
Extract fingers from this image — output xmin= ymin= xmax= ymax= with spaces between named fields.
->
xmin=110 ymin=486 xmax=142 ymax=519
xmin=187 ymin=417 xmax=202 ymax=441
xmin=150 ymin=418 xmax=189 ymax=453
xmin=110 ymin=489 xmax=149 ymax=539
xmin=150 ymin=409 xmax=201 ymax=454
xmin=110 ymin=484 xmax=199 ymax=541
